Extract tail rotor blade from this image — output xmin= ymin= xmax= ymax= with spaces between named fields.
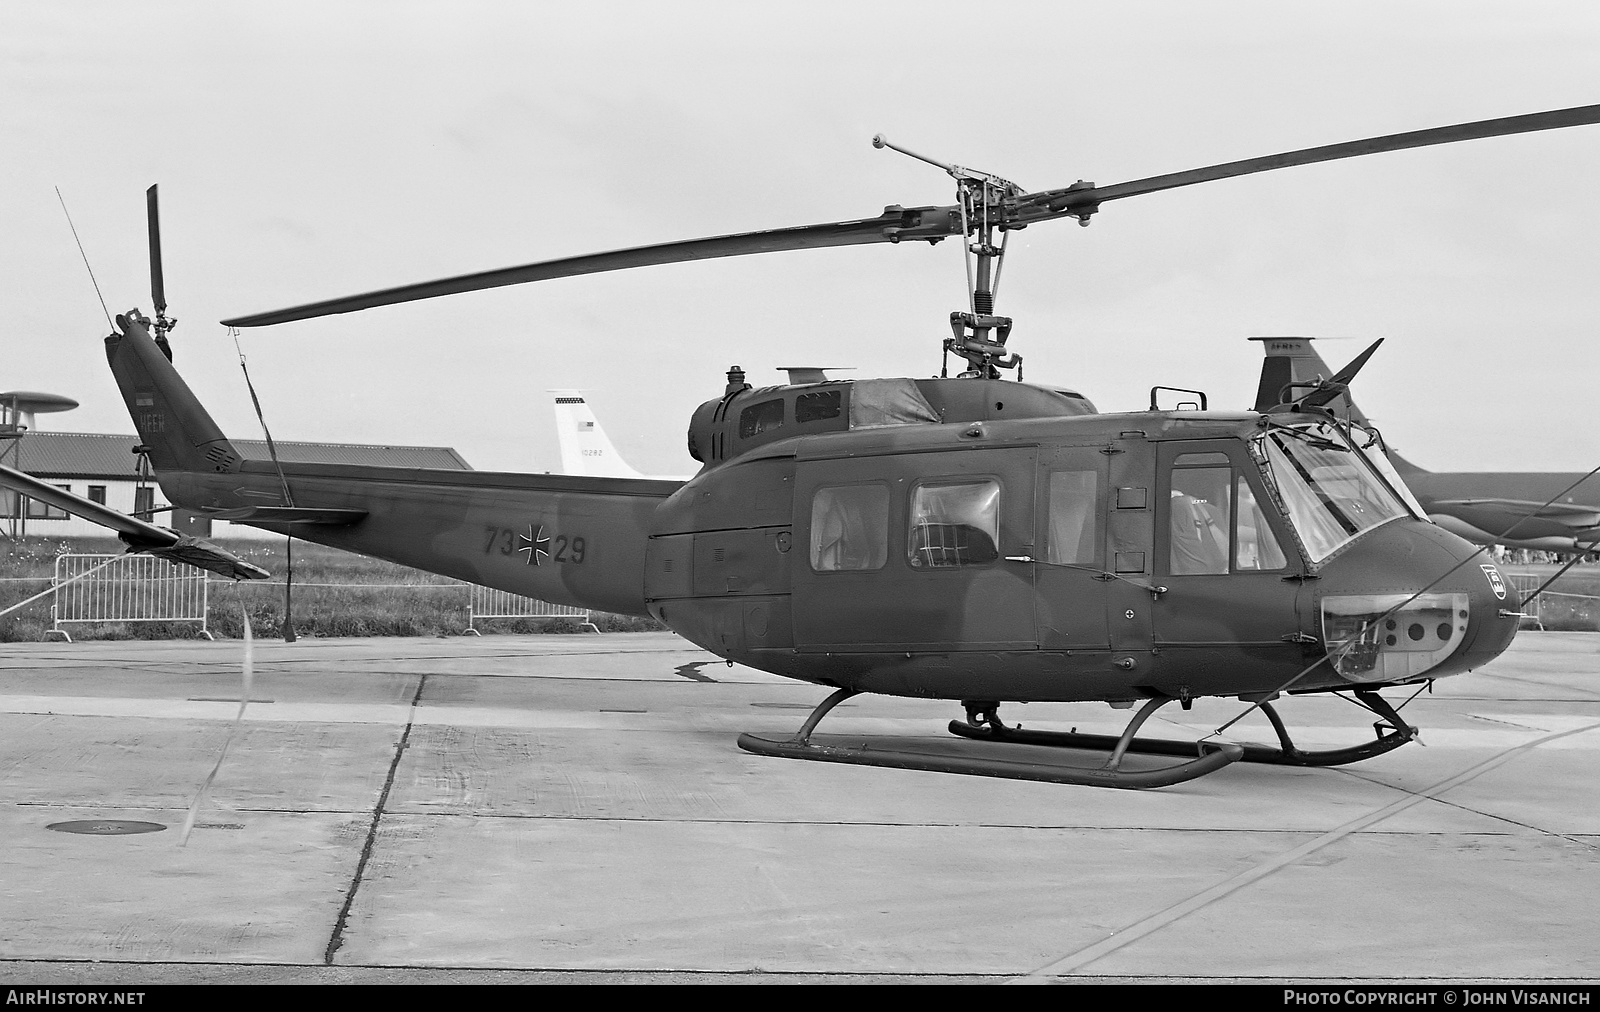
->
xmin=1327 ymin=337 xmax=1385 ymax=388
xmin=1299 ymin=338 xmax=1385 ymax=410
xmin=146 ymin=184 xmax=166 ymax=316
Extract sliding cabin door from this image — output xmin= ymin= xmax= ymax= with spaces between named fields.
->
xmin=791 ymin=448 xmax=1036 ymax=652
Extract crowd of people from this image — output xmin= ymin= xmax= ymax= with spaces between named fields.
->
xmin=1488 ymin=545 xmax=1598 ymax=566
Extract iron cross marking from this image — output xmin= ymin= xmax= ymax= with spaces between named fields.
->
xmin=518 ymin=524 xmax=552 ymax=566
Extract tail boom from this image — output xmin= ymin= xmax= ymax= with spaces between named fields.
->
xmin=106 ymin=311 xmax=681 ymax=615
xmin=188 ymin=462 xmax=680 ymax=615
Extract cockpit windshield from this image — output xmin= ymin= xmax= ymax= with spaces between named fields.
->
xmin=1255 ymin=422 xmax=1413 ymax=562
xmin=1349 ymin=424 xmax=1431 ymax=519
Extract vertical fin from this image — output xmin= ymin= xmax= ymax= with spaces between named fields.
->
xmin=105 ymin=312 xmax=241 ymax=475
xmin=549 ymin=390 xmax=644 ymax=478
xmin=1249 ymin=336 xmax=1373 ymax=426
xmin=1250 ymin=336 xmax=1427 ymax=475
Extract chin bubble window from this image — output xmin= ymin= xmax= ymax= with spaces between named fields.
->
xmin=1321 ymin=593 xmax=1469 ymax=682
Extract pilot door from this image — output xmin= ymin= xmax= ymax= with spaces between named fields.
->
xmin=792 ymin=448 xmax=1036 ymax=652
xmin=1034 ymin=445 xmax=1111 ymax=651
xmin=1151 ymin=440 xmax=1307 ymax=679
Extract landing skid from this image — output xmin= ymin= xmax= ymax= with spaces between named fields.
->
xmin=736 ymin=689 xmax=1244 ymax=790
xmin=948 ymin=690 xmax=1418 ymax=768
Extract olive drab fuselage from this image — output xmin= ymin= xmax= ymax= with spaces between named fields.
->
xmin=103 ymin=313 xmax=1517 ymax=708
xmin=646 ymin=376 xmax=1518 ymax=704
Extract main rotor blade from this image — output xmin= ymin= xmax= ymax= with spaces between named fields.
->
xmin=222 ymin=206 xmax=961 ymax=327
xmin=146 ymin=184 xmax=166 ymax=315
xmin=223 ymin=102 xmax=1600 ymax=328
xmin=1026 ymin=103 xmax=1600 ymax=218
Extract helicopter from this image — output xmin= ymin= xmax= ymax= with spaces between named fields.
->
xmin=46 ymin=103 xmax=1600 ymax=789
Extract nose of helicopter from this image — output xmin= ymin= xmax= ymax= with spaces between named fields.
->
xmin=1311 ymin=519 xmax=1519 ymax=685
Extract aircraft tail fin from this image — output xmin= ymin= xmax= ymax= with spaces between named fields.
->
xmin=1250 ymin=336 xmax=1373 ymax=427
xmin=550 ymin=390 xmax=644 ymax=478
xmin=1387 ymin=450 xmax=1427 ymax=476
xmin=105 ymin=311 xmax=243 ymax=476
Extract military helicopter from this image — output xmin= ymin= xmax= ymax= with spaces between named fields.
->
xmin=63 ymin=104 xmax=1600 ymax=788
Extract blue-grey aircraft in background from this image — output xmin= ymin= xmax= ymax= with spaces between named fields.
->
xmin=1253 ymin=336 xmax=1599 ymax=556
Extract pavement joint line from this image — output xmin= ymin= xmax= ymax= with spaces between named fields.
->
xmin=1006 ymin=716 xmax=1600 ymax=984
xmin=1476 ymin=673 xmax=1600 ymax=701
xmin=16 ymin=800 xmax=1591 ymax=838
xmin=1335 ymin=765 xmax=1600 ymax=853
xmin=1433 ymin=696 xmax=1600 ymax=703
xmin=323 ymin=672 xmax=427 ymax=966
xmin=1467 ymin=714 xmax=1554 ymax=730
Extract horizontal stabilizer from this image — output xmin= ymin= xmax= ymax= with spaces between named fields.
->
xmin=0 ymin=463 xmax=269 ymax=580
xmin=143 ymin=536 xmax=273 ymax=581
xmin=206 ymin=505 xmax=369 ymax=525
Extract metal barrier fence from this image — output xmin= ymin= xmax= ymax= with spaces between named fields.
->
xmin=1507 ymin=574 xmax=1545 ymax=629
xmin=1505 ymin=572 xmax=1600 ymax=631
xmin=49 ymin=553 xmax=212 ymax=642
xmin=466 ymin=584 xmax=598 ymax=634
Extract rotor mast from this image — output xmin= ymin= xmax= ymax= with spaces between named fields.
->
xmin=874 ymin=135 xmax=1024 ymax=379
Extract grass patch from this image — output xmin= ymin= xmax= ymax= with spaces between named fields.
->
xmin=1 ymin=536 xmax=663 ymax=641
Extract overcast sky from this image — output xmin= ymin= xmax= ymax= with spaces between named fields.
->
xmin=4 ymin=1 xmax=1598 ymax=476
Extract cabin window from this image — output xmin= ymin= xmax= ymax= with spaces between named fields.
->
xmin=1045 ymin=469 xmax=1100 ymax=566
xmin=908 ymin=480 xmax=1000 ymax=568
xmin=1168 ymin=464 xmax=1232 ymax=575
xmin=1165 ymin=451 xmax=1288 ymax=575
xmin=1235 ymin=476 xmax=1287 ymax=570
xmin=810 ymin=483 xmax=889 ymax=571
xmin=794 ymin=390 xmax=841 ymax=424
xmin=739 ymin=399 xmax=785 ymax=439
xmin=88 ymin=485 xmax=107 ymax=505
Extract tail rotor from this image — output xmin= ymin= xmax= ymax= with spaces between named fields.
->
xmin=146 ymin=184 xmax=175 ymax=360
